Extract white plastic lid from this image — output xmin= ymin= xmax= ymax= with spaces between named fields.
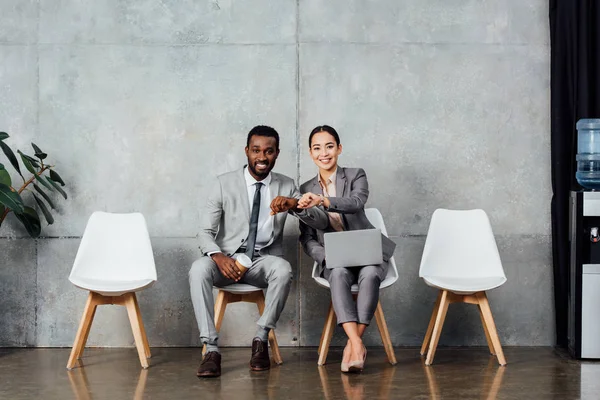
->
xmin=235 ymin=254 xmax=252 ymax=268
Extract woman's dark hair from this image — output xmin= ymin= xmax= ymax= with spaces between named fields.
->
xmin=309 ymin=125 xmax=341 ymax=147
xmin=247 ymin=125 xmax=280 ymax=149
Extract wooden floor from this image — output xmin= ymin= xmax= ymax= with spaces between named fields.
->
xmin=0 ymin=347 xmax=598 ymax=399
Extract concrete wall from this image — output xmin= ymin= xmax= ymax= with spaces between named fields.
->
xmin=0 ymin=1 xmax=551 ymax=348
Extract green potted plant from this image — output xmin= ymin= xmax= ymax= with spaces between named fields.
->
xmin=0 ymin=132 xmax=67 ymax=237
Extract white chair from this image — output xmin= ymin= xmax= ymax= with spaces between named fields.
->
xmin=201 ymin=284 xmax=283 ymax=365
xmin=66 ymin=212 xmax=157 ymax=369
xmin=419 ymin=209 xmax=507 ymax=366
xmin=311 ymin=208 xmax=398 ymax=366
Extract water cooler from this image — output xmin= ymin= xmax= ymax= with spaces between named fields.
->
xmin=569 ymin=191 xmax=600 ymax=359
xmin=569 ymin=119 xmax=600 ymax=359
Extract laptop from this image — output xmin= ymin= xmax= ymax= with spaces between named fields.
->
xmin=324 ymin=229 xmax=383 ymax=268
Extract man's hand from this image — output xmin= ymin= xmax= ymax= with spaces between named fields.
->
xmin=211 ymin=253 xmax=242 ymax=281
xmin=297 ymin=192 xmax=321 ymax=209
xmin=270 ymin=196 xmax=299 ymax=215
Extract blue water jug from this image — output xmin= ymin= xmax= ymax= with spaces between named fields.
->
xmin=576 ymin=119 xmax=600 ymax=189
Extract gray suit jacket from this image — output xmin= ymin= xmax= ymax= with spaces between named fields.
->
xmin=299 ymin=167 xmax=396 ymax=276
xmin=199 ymin=167 xmax=329 ymax=258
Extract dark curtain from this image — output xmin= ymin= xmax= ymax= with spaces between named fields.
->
xmin=550 ymin=0 xmax=600 ymax=347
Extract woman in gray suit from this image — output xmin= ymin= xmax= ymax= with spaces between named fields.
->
xmin=298 ymin=125 xmax=394 ymax=373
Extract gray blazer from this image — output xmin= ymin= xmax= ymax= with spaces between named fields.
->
xmin=299 ymin=167 xmax=396 ymax=276
xmin=199 ymin=167 xmax=329 ymax=258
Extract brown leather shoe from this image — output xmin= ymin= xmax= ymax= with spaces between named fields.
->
xmin=197 ymin=351 xmax=221 ymax=378
xmin=250 ymin=337 xmax=270 ymax=371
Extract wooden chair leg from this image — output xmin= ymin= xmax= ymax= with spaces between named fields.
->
xmin=77 ymin=295 xmax=100 ymax=361
xmin=203 ymin=290 xmax=228 ymax=356
xmin=478 ymin=300 xmax=496 ymax=355
xmin=374 ymin=301 xmax=397 ymax=365
xmin=317 ymin=317 xmax=327 ymax=356
xmin=318 ymin=302 xmax=336 ymax=366
xmin=421 ymin=290 xmax=442 ymax=355
xmin=132 ymin=294 xmax=151 ymax=358
xmin=214 ymin=290 xmax=228 ymax=332
xmin=267 ymin=330 xmax=283 ymax=365
xmin=425 ymin=290 xmax=450 ymax=366
xmin=124 ymin=293 xmax=150 ymax=369
xmin=67 ymin=292 xmax=100 ymax=369
xmin=476 ymin=292 xmax=506 ymax=366
xmin=255 ymin=291 xmax=283 ymax=365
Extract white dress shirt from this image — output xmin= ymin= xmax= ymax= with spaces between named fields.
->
xmin=244 ymin=166 xmax=274 ymax=250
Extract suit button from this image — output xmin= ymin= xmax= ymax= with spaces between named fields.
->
xmin=241 ymin=239 xmax=244 ymax=242
xmin=227 ymin=253 xmax=232 ymax=256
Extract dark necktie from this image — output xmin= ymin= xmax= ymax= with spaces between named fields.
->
xmin=245 ymin=182 xmax=263 ymax=260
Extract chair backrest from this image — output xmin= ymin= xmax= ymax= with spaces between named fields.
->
xmin=365 ymin=208 xmax=398 ymax=285
xmin=311 ymin=208 xmax=398 ymax=283
xmin=419 ymin=209 xmax=505 ymax=279
xmin=69 ymin=212 xmax=157 ymax=282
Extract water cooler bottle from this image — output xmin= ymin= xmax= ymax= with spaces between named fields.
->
xmin=569 ymin=191 xmax=600 ymax=359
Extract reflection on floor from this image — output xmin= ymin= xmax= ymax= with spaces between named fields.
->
xmin=0 ymin=347 xmax=599 ymax=399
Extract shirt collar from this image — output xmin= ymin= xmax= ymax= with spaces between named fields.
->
xmin=244 ymin=166 xmax=271 ymax=188
xmin=318 ymin=168 xmax=337 ymax=186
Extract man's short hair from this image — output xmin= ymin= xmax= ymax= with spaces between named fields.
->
xmin=247 ymin=125 xmax=280 ymax=150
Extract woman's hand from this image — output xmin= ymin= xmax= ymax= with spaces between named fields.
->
xmin=298 ymin=192 xmax=322 ymax=209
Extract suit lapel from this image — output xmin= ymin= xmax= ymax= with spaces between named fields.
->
xmin=311 ymin=175 xmax=322 ymax=195
xmin=336 ymin=167 xmax=347 ymax=197
xmin=269 ymin=173 xmax=280 ymax=200
xmin=236 ymin=167 xmax=251 ymax=221
xmin=269 ymin=174 xmax=283 ymax=231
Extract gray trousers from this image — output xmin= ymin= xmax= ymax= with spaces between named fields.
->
xmin=323 ymin=261 xmax=388 ymax=326
xmin=189 ymin=254 xmax=293 ymax=345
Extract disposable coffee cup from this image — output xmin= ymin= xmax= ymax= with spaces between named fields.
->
xmin=234 ymin=254 xmax=252 ymax=274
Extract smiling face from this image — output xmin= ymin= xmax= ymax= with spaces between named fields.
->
xmin=245 ymin=134 xmax=280 ymax=180
xmin=309 ymin=130 xmax=342 ymax=172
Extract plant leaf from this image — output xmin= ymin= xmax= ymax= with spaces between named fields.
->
xmin=49 ymin=169 xmax=65 ymax=186
xmin=18 ymin=151 xmax=37 ymax=174
xmin=26 ymin=155 xmax=40 ymax=168
xmin=31 ymin=143 xmax=47 ymax=160
xmin=0 ymin=132 xmax=8 ymax=141
xmin=33 ymin=184 xmax=55 ymax=210
xmin=0 ymin=183 xmax=25 ymax=213
xmin=0 ymin=141 xmax=23 ymax=179
xmin=14 ymin=206 xmax=41 ymax=238
xmin=46 ymin=176 xmax=67 ymax=199
xmin=0 ymin=164 xmax=11 ymax=187
xmin=18 ymin=151 xmax=40 ymax=169
xmin=32 ymin=193 xmax=54 ymax=225
xmin=35 ymin=173 xmax=54 ymax=192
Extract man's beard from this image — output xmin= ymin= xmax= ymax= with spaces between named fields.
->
xmin=248 ymin=161 xmax=272 ymax=178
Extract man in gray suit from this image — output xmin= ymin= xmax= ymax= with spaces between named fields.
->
xmin=190 ymin=125 xmax=328 ymax=378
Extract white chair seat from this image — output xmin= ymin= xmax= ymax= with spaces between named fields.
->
xmin=217 ymin=283 xmax=263 ymax=294
xmin=422 ymin=276 xmax=507 ymax=294
xmin=313 ymin=274 xmax=397 ymax=293
xmin=70 ymin=277 xmax=155 ymax=296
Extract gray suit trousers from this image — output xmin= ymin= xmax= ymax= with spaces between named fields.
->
xmin=189 ymin=255 xmax=293 ymax=345
xmin=323 ymin=262 xmax=388 ymax=326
